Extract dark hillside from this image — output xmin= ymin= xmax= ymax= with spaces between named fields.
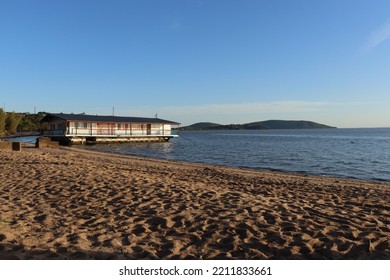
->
xmin=179 ymin=120 xmax=336 ymax=130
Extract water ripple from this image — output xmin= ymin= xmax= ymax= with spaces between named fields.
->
xmin=82 ymin=128 xmax=390 ymax=182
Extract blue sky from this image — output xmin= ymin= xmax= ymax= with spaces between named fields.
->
xmin=1 ymin=0 xmax=390 ymax=127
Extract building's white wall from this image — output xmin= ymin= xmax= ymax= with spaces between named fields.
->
xmin=63 ymin=122 xmax=173 ymax=136
xmin=68 ymin=122 xmax=92 ymax=135
xmin=163 ymin=124 xmax=172 ymax=133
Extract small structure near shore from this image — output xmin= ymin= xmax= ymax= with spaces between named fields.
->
xmin=35 ymin=137 xmax=59 ymax=149
xmin=40 ymin=113 xmax=180 ymax=145
xmin=0 ymin=141 xmax=22 ymax=151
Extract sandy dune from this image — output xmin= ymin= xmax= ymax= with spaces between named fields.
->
xmin=0 ymin=146 xmax=389 ymax=259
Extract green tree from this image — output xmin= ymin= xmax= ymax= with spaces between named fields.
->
xmin=0 ymin=108 xmax=6 ymax=135
xmin=6 ymin=112 xmax=23 ymax=134
xmin=18 ymin=116 xmax=37 ymax=131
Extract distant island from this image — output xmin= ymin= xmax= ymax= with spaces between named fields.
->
xmin=178 ymin=120 xmax=337 ymax=130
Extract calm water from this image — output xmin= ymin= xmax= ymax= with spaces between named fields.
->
xmin=80 ymin=128 xmax=390 ymax=182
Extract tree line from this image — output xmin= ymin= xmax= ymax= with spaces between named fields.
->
xmin=0 ymin=109 xmax=47 ymax=136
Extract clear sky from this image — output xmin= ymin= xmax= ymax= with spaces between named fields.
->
xmin=1 ymin=0 xmax=390 ymax=127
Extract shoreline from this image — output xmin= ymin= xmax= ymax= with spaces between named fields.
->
xmin=4 ymin=133 xmax=390 ymax=183
xmin=77 ymin=145 xmax=390 ymax=184
xmin=1 ymin=146 xmax=389 ymax=259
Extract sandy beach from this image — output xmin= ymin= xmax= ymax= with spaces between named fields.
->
xmin=0 ymin=146 xmax=389 ymax=259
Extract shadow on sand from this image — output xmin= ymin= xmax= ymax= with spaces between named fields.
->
xmin=1 ymin=241 xmax=385 ymax=260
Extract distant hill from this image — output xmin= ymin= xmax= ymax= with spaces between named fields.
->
xmin=178 ymin=120 xmax=336 ymax=130
xmin=179 ymin=122 xmax=222 ymax=130
xmin=244 ymin=120 xmax=336 ymax=129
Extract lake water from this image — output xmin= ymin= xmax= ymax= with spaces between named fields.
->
xmin=79 ymin=128 xmax=390 ymax=182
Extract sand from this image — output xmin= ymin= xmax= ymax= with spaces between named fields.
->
xmin=0 ymin=146 xmax=389 ymax=259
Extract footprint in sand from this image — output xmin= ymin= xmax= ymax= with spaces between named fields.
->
xmin=34 ymin=214 xmax=48 ymax=223
xmin=132 ymin=225 xmax=146 ymax=236
xmin=146 ymin=216 xmax=168 ymax=231
xmin=263 ymin=212 xmax=277 ymax=225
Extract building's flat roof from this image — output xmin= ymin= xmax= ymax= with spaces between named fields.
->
xmin=41 ymin=113 xmax=180 ymax=125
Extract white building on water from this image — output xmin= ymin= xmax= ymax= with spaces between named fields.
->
xmin=41 ymin=113 xmax=180 ymax=145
